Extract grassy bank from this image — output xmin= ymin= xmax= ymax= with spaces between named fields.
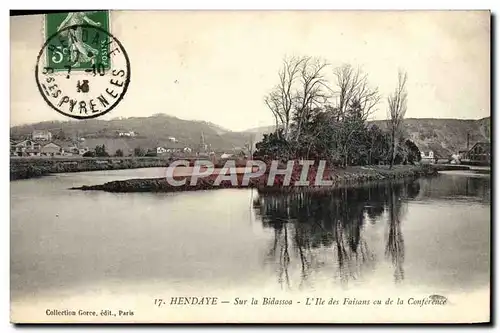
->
xmin=430 ymin=164 xmax=471 ymax=172
xmin=72 ymin=164 xmax=438 ymax=193
xmin=10 ymin=157 xmax=169 ymax=180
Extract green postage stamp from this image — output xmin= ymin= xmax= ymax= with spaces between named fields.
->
xmin=37 ymin=10 xmax=130 ymax=119
xmin=44 ymin=11 xmax=110 ymax=71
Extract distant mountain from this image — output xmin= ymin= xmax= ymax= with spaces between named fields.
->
xmin=239 ymin=125 xmax=276 ymax=146
xmin=370 ymin=117 xmax=491 ymax=157
xmin=243 ymin=117 xmax=491 ymax=158
xmin=10 ymin=113 xmax=252 ymax=153
xmin=11 ymin=115 xmax=490 ymax=158
xmin=243 ymin=125 xmax=276 ymax=134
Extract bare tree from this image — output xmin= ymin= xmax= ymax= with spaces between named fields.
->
xmin=292 ymin=57 xmax=331 ymax=142
xmin=318 ymin=65 xmax=381 ymax=167
xmin=332 ymin=64 xmax=380 ymax=121
xmin=264 ymin=56 xmax=305 ymax=141
xmin=265 ymin=56 xmax=330 ymax=142
xmin=387 ymin=70 xmax=408 ymax=168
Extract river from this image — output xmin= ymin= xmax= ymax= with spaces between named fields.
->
xmin=10 ymin=168 xmax=491 ymax=323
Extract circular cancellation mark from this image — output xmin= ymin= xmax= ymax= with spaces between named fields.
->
xmin=35 ymin=24 xmax=131 ymax=120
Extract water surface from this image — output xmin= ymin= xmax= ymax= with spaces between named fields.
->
xmin=10 ymin=168 xmax=491 ymax=322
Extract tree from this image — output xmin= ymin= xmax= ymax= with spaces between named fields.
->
xmin=291 ymin=57 xmax=330 ymax=143
xmin=145 ymin=149 xmax=158 ymax=157
xmin=115 ymin=149 xmax=124 ymax=157
xmin=387 ymin=70 xmax=408 ymax=169
xmin=54 ymin=129 xmax=66 ymax=140
xmin=253 ymin=129 xmax=290 ymax=162
xmin=259 ymin=57 xmax=414 ymax=168
xmin=296 ymin=107 xmax=329 ymax=160
xmin=264 ymin=56 xmax=303 ymax=141
xmin=94 ymin=144 xmax=109 ymax=157
xmin=264 ymin=56 xmax=330 ymax=143
xmin=134 ymin=147 xmax=145 ymax=157
xmin=337 ymin=99 xmax=368 ymax=166
xmin=333 ymin=64 xmax=380 ymax=122
xmin=366 ymin=125 xmax=391 ymax=165
xmin=404 ymin=140 xmax=421 ymax=165
xmin=82 ymin=151 xmax=95 ymax=157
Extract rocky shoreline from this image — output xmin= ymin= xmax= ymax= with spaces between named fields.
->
xmin=71 ymin=164 xmax=439 ymax=193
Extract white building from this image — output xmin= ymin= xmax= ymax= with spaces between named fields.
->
xmin=12 ymin=140 xmax=42 ymax=156
xmin=32 ymin=130 xmax=52 ymax=141
xmin=118 ymin=131 xmax=137 ymax=137
xmin=41 ymin=142 xmax=61 ymax=156
xmin=79 ymin=147 xmax=90 ymax=155
xmin=421 ymin=151 xmax=434 ymax=159
xmin=420 ymin=150 xmax=435 ymax=164
xmin=156 ymin=147 xmax=167 ymax=154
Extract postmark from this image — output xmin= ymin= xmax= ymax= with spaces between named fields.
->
xmin=35 ymin=13 xmax=131 ymax=120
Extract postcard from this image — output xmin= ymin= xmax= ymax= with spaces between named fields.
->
xmin=10 ymin=10 xmax=490 ymax=323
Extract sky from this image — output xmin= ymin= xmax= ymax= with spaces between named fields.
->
xmin=10 ymin=11 xmax=490 ymax=131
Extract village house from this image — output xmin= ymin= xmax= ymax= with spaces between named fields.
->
xmin=32 ymin=130 xmax=52 ymax=141
xmin=12 ymin=140 xmax=42 ymax=157
xmin=61 ymin=143 xmax=80 ymax=156
xmin=220 ymin=153 xmax=234 ymax=159
xmin=461 ymin=142 xmax=491 ymax=166
xmin=156 ymin=147 xmax=167 ymax=154
xmin=25 ymin=148 xmax=41 ymax=157
xmin=450 ymin=153 xmax=461 ymax=164
xmin=40 ymin=142 xmax=62 ymax=156
xmin=420 ymin=151 xmax=434 ymax=159
xmin=118 ymin=131 xmax=137 ymax=137
xmin=11 ymin=138 xmax=91 ymax=158
xmin=79 ymin=147 xmax=90 ymax=155
xmin=420 ymin=150 xmax=435 ymax=164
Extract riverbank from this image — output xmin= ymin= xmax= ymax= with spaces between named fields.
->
xmin=10 ymin=157 xmax=170 ymax=180
xmin=72 ymin=164 xmax=438 ymax=193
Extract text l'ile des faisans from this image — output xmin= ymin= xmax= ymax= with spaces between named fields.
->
xmin=155 ymin=296 xmax=448 ymax=308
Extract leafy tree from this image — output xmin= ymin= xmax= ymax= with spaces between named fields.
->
xmin=115 ymin=149 xmax=124 ymax=157
xmin=405 ymin=140 xmax=421 ymax=165
xmin=134 ymin=147 xmax=145 ymax=157
xmin=95 ymin=144 xmax=109 ymax=157
xmin=253 ymin=129 xmax=290 ymax=162
xmin=393 ymin=139 xmax=421 ymax=165
xmin=54 ymin=129 xmax=66 ymax=140
xmin=337 ymin=99 xmax=367 ymax=166
xmin=145 ymin=149 xmax=158 ymax=157
xmin=366 ymin=125 xmax=391 ymax=165
xmin=82 ymin=151 xmax=95 ymax=157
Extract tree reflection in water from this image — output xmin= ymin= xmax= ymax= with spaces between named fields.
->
xmin=253 ymin=180 xmax=421 ymax=290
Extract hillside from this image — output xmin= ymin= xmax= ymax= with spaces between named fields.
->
xmin=11 ymin=115 xmax=490 ymax=158
xmin=10 ymin=113 xmax=253 ymax=153
xmin=370 ymin=117 xmax=491 ymax=157
xmin=244 ymin=117 xmax=491 ymax=158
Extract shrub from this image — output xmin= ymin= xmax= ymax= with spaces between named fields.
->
xmin=82 ymin=151 xmax=95 ymax=157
